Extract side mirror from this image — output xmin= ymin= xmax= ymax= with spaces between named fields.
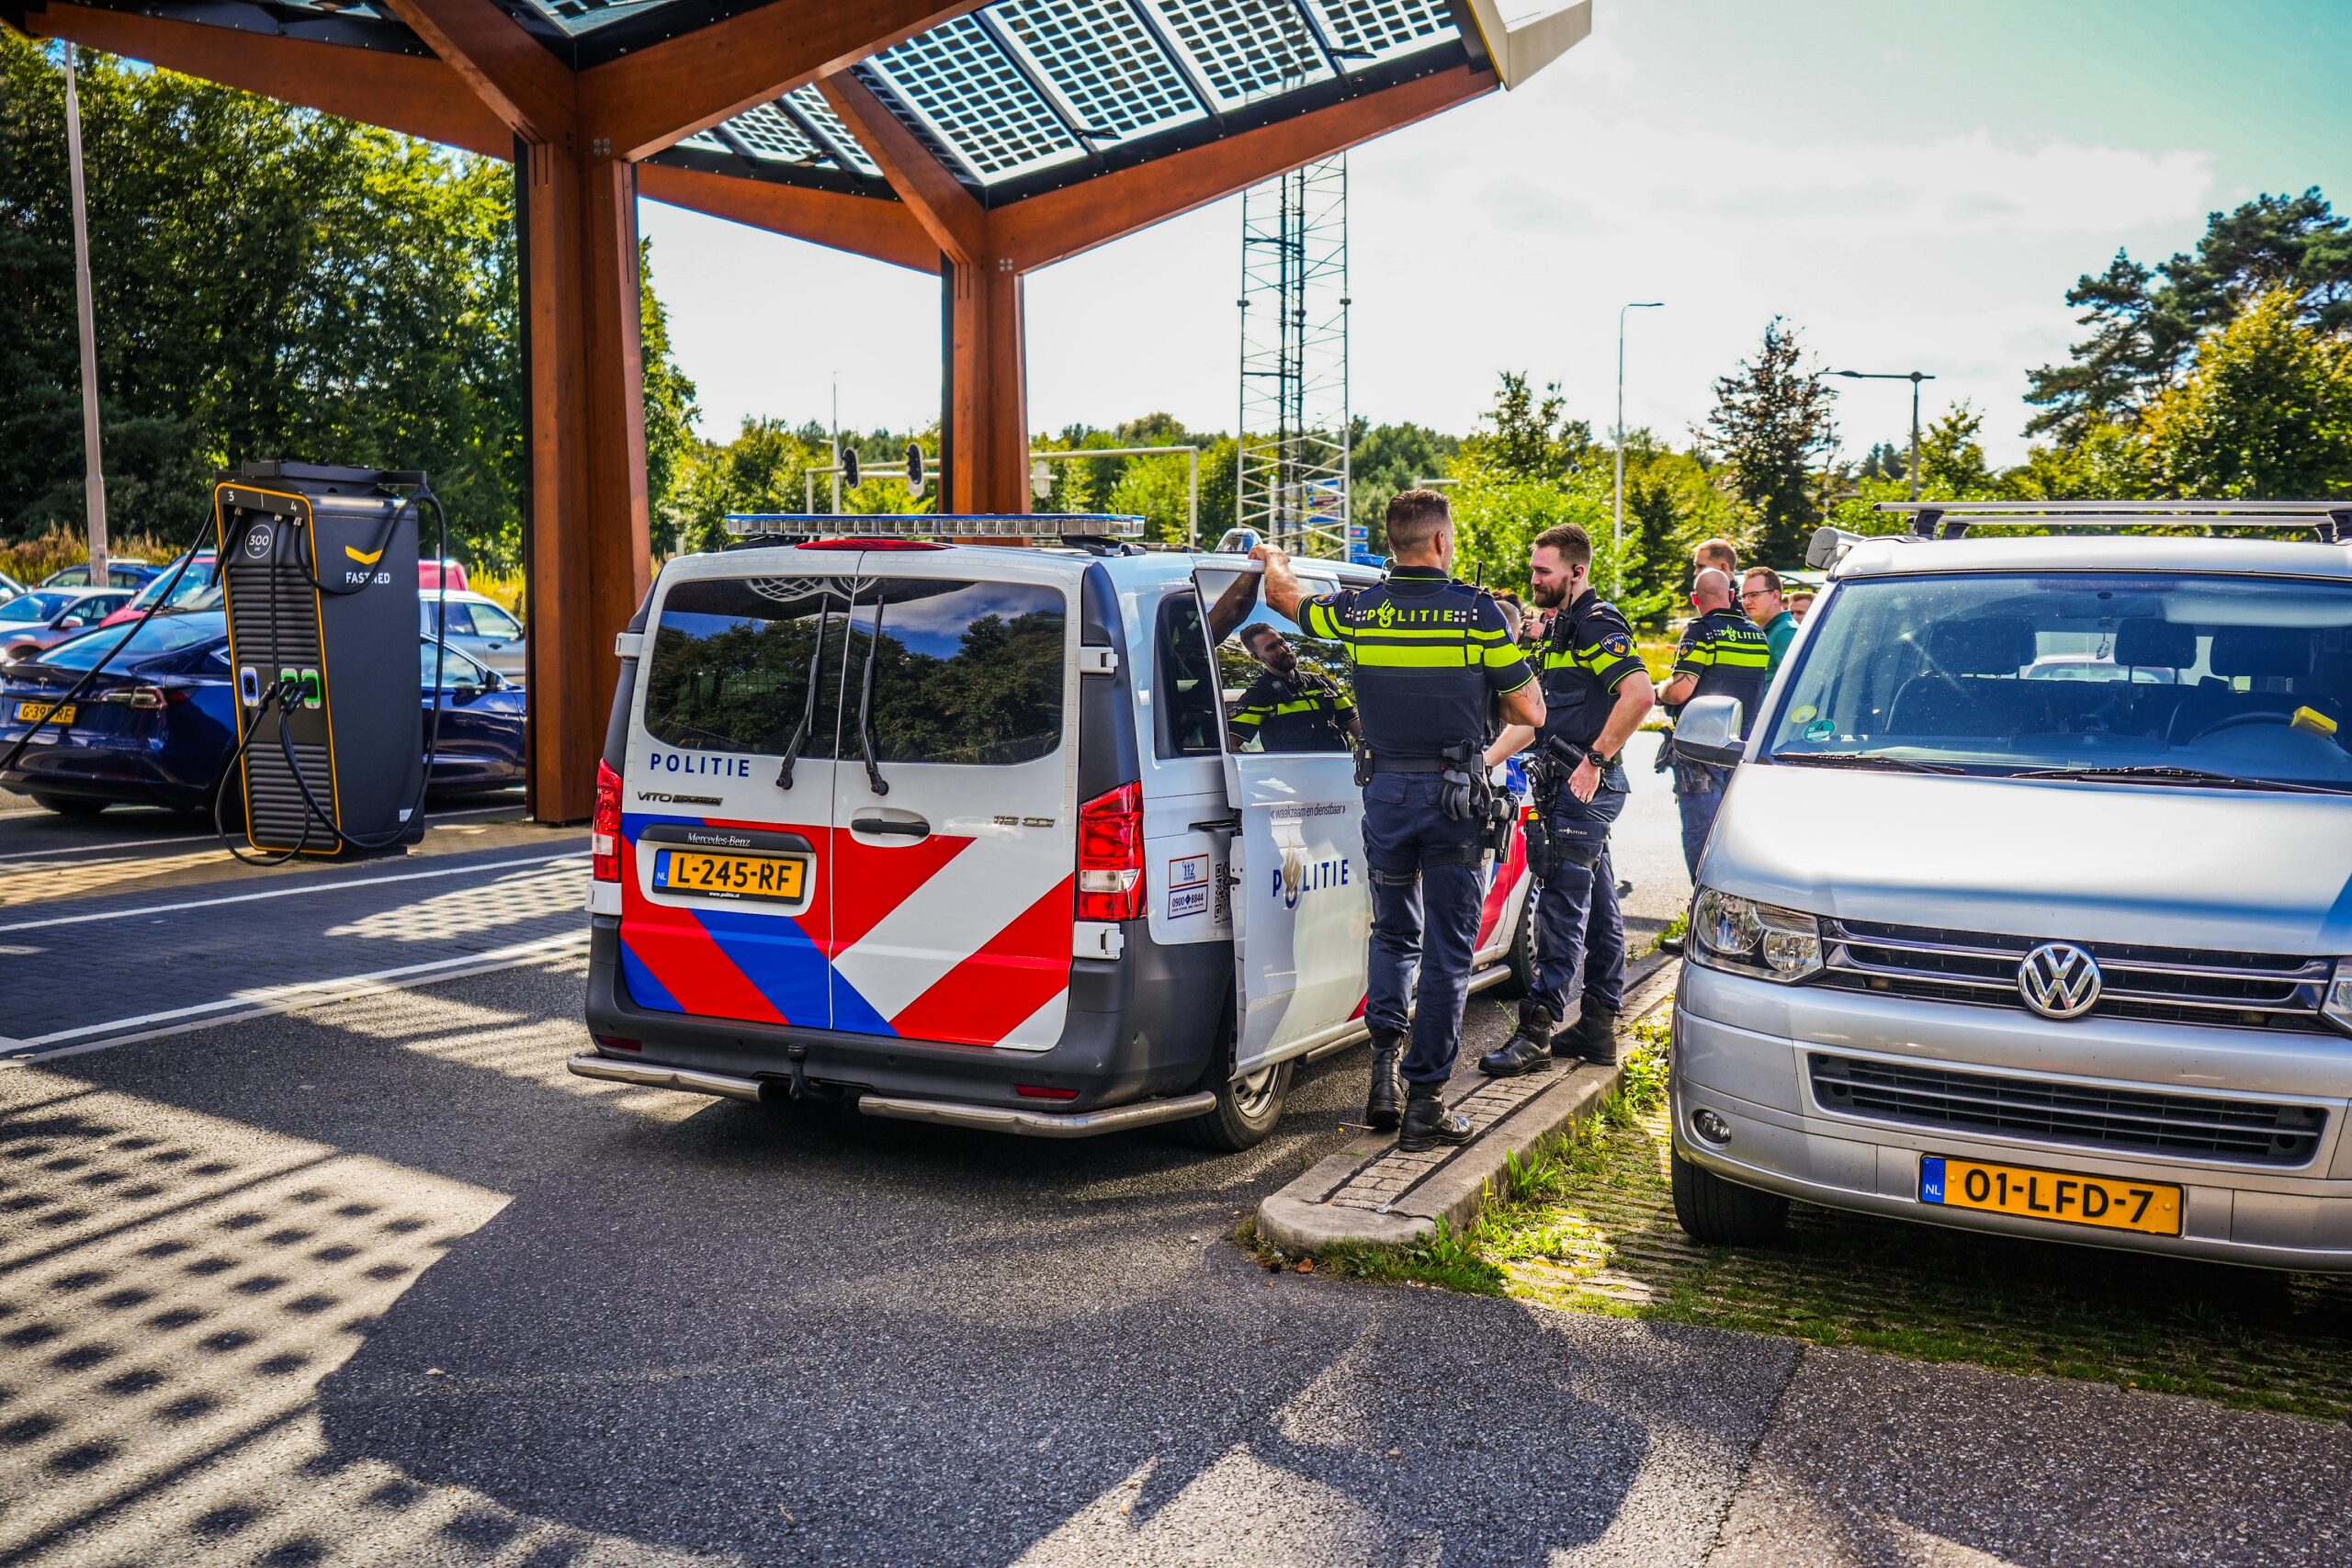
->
xmin=58 ymin=618 xmax=84 ymax=630
xmin=481 ymin=668 xmax=505 ymax=691
xmin=1675 ymin=694 xmax=1747 ymax=766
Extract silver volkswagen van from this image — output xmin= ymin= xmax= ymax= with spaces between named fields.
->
xmin=1668 ymin=502 xmax=2352 ymax=1270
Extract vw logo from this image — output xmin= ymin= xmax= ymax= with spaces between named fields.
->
xmin=2018 ymin=942 xmax=2101 ymax=1020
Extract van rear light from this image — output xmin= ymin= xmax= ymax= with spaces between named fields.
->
xmin=1015 ymin=1083 xmax=1079 ymax=1100
xmin=592 ymin=759 xmax=623 ymax=883
xmin=1076 ymin=780 xmax=1145 ymax=921
xmin=594 ymin=1034 xmax=641 ymax=1053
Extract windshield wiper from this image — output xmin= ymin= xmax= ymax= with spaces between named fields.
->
xmin=775 ymin=602 xmax=831 ymax=790
xmin=2011 ymin=764 xmax=2352 ymax=795
xmin=854 ymin=595 xmax=889 ymax=797
xmin=1772 ymin=751 xmax=1969 ymax=775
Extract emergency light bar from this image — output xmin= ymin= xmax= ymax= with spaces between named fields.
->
xmin=724 ymin=513 xmax=1145 ymax=539
xmin=1876 ymin=500 xmax=2352 ymax=541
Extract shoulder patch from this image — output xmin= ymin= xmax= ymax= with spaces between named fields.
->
xmin=1600 ymin=633 xmax=1633 ymax=658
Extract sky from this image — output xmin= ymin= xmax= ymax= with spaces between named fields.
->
xmin=637 ymin=0 xmax=2352 ymax=468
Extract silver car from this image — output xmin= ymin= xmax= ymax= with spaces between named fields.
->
xmin=421 ymin=589 xmax=526 ymax=677
xmin=1668 ymin=502 xmax=2352 ymax=1271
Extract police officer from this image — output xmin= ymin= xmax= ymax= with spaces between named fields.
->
xmin=1660 ymin=567 xmax=1771 ymax=876
xmin=1480 ymin=523 xmax=1656 ymax=1077
xmin=1255 ymin=490 xmax=1545 ymax=1150
xmin=1227 ymin=623 xmax=1360 ymax=752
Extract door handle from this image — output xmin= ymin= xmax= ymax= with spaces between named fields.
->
xmin=1190 ymin=816 xmax=1240 ymax=833
xmin=851 ymin=815 xmax=929 ymax=839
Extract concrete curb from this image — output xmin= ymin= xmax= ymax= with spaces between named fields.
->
xmin=1256 ymin=953 xmax=1680 ymax=1255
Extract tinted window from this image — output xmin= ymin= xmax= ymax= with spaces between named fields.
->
xmin=854 ymin=579 xmax=1065 ymax=766
xmin=42 ymin=613 xmax=226 ymax=669
xmin=421 ymin=639 xmax=487 ymax=686
xmin=1157 ymin=593 xmax=1223 ymax=757
xmin=1193 ymin=570 xmax=1358 ymax=756
xmin=643 ymin=576 xmax=848 ymax=757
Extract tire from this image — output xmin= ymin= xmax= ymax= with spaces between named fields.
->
xmin=31 ymin=794 xmax=105 ymax=818
xmin=1175 ymin=998 xmax=1292 ymax=1151
xmin=1671 ymin=1148 xmax=1790 ymax=1247
xmin=1487 ymin=887 xmax=1538 ymax=1003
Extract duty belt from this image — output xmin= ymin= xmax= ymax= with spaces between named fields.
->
xmin=1366 ymin=756 xmax=1450 ymax=774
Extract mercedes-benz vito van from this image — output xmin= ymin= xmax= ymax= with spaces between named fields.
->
xmin=1668 ymin=502 xmax=2352 ymax=1270
xmin=572 ymin=517 xmax=1538 ymax=1149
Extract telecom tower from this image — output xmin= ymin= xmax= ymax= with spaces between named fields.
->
xmin=1237 ymin=154 xmax=1350 ymax=558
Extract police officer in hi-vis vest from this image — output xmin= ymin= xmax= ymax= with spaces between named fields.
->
xmin=1254 ymin=491 xmax=1545 ymax=1151
xmin=1659 ymin=567 xmax=1772 ymax=874
xmin=1480 ymin=523 xmax=1656 ymax=1077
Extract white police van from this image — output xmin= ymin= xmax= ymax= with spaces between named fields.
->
xmin=571 ymin=515 xmax=1537 ymax=1148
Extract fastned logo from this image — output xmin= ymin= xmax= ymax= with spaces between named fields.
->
xmin=345 ymin=544 xmax=385 ymax=566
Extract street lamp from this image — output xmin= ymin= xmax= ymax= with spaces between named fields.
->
xmin=1614 ymin=301 xmax=1663 ymax=594
xmin=1827 ymin=369 xmax=1936 ymax=501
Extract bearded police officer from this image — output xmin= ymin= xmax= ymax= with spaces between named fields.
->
xmin=1481 ymin=523 xmax=1656 ymax=1077
xmin=1660 ymin=567 xmax=1772 ymax=874
xmin=1255 ymin=491 xmax=1545 ymax=1150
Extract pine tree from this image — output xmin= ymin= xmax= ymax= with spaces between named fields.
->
xmin=1704 ymin=320 xmax=1838 ymax=567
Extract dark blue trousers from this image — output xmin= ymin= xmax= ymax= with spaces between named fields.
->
xmin=1530 ymin=765 xmax=1630 ymax=1021
xmin=1359 ymin=773 xmax=1486 ymax=1086
xmin=1673 ymin=757 xmax=1732 ymax=879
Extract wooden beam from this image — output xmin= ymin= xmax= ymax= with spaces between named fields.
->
xmin=379 ymin=0 xmax=574 ymax=143
xmin=20 ymin=2 xmax=510 ymax=157
xmin=991 ymin=64 xmax=1497 ymax=272
xmin=577 ymin=0 xmax=984 ymax=164
xmin=943 ymin=257 xmax=1027 ymax=513
xmin=638 ymin=164 xmax=937 ymax=273
xmin=519 ymin=145 xmax=650 ymax=821
xmin=817 ymin=70 xmax=984 ymax=264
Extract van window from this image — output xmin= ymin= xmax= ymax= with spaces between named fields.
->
xmin=642 ymin=576 xmax=849 ymax=757
xmin=1156 ymin=594 xmax=1224 ymax=757
xmin=1212 ymin=609 xmax=1358 ymax=755
xmin=853 ymin=579 xmax=1065 ymax=766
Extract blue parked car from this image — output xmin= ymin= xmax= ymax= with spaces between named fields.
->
xmin=0 ymin=612 xmax=525 ymax=818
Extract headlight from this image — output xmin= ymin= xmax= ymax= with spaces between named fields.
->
xmin=2324 ymin=960 xmax=2352 ymax=1036
xmin=1689 ymin=886 xmax=1823 ymax=982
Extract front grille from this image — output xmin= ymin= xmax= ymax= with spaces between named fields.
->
xmin=1809 ymin=1054 xmax=2327 ymax=1167
xmin=1819 ymin=917 xmax=2334 ymax=1032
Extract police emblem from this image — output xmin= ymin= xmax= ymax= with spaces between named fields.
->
xmin=1600 ymin=633 xmax=1633 ymax=657
xmin=1374 ymin=600 xmax=1397 ymax=627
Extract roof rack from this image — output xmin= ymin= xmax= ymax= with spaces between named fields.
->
xmin=1874 ymin=500 xmax=2352 ymax=542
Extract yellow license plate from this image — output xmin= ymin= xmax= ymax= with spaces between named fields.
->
xmin=1922 ymin=1155 xmax=2181 ymax=1236
xmin=15 ymin=701 xmax=74 ymax=727
xmin=655 ymin=848 xmax=807 ymax=903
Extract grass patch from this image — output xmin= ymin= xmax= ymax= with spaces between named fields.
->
xmin=1269 ymin=1014 xmax=2352 ymax=1424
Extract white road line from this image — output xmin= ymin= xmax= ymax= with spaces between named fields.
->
xmin=0 ymin=851 xmax=586 ymax=933
xmin=9 ymin=931 xmax=593 ymax=1060
xmin=0 ymin=801 xmax=525 ymax=864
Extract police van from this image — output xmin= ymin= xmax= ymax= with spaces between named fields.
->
xmin=572 ymin=515 xmax=1537 ymax=1148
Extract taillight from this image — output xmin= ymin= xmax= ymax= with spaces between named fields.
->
xmin=96 ymin=684 xmax=180 ymax=709
xmin=1075 ymin=780 xmax=1144 ymax=921
xmin=592 ymin=759 xmax=623 ymax=883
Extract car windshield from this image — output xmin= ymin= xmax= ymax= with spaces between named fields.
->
xmin=40 ymin=613 xmax=226 ymax=670
xmin=1763 ymin=571 xmax=2352 ymax=789
xmin=1 ymin=592 xmax=74 ymax=624
xmin=123 ymin=557 xmax=220 ymax=612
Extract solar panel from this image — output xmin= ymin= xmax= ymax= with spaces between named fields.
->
xmin=673 ymin=128 xmax=732 ymax=154
xmin=869 ymin=14 xmax=1087 ymax=183
xmin=992 ymin=0 xmax=1209 ymax=144
xmin=782 ymin=85 xmax=883 ymax=179
xmin=718 ymin=104 xmax=826 ymax=166
xmin=1148 ymin=0 xmax=1333 ymax=107
xmin=1309 ymin=0 xmax=1455 ymax=65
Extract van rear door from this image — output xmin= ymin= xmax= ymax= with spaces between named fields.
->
xmin=617 ymin=555 xmax=858 ymax=1029
xmin=822 ymin=554 xmax=1081 ymax=1049
xmin=1192 ymin=563 xmax=1371 ymax=1074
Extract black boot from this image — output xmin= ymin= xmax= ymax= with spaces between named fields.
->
xmin=1477 ymin=1002 xmax=1554 ymax=1077
xmin=1560 ymin=1002 xmax=1621 ymax=1066
xmin=1397 ymin=1083 xmax=1474 ymax=1153
xmin=1364 ymin=1032 xmax=1405 ymax=1131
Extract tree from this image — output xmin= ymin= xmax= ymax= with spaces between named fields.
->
xmin=1460 ymin=372 xmax=1596 ymax=483
xmin=1916 ymin=403 xmax=1996 ymax=495
xmin=1704 ymin=319 xmax=1837 ymax=567
xmin=2026 ymin=189 xmax=2352 ymax=440
xmin=1349 ymin=419 xmax=1460 ymax=551
xmin=2142 ymin=288 xmax=2352 ymax=499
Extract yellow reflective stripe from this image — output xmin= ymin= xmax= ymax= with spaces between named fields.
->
xmin=1271 ymin=697 xmax=1342 ymax=715
xmin=1299 ymin=600 xmax=1347 ymax=641
xmin=1710 ymin=647 xmax=1771 ymax=668
xmin=1230 ymin=710 xmax=1265 ymax=728
xmin=1354 ymin=645 xmax=1479 ymax=668
xmin=1481 ymin=644 xmax=1526 ymax=670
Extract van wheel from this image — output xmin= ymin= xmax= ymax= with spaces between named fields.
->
xmin=1670 ymin=1149 xmax=1789 ymax=1247
xmin=1487 ymin=892 xmax=1537 ymax=1003
xmin=1176 ymin=1057 xmax=1293 ymax=1151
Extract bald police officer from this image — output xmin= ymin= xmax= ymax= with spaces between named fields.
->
xmin=1662 ymin=567 xmax=1771 ymax=875
xmin=1481 ymin=523 xmax=1656 ymax=1076
xmin=1256 ymin=491 xmax=1545 ymax=1150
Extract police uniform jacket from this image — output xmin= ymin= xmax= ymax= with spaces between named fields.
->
xmin=1297 ymin=565 xmax=1532 ymax=762
xmin=1539 ymin=588 xmax=1645 ymax=755
xmin=1228 ymin=668 xmax=1354 ymax=752
xmin=1672 ymin=606 xmax=1772 ymax=734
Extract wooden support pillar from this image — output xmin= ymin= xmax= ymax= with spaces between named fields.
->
xmin=944 ymin=256 xmax=1029 ymax=514
xmin=519 ymin=141 xmax=650 ymax=822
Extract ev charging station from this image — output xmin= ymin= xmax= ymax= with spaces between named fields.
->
xmin=213 ymin=460 xmax=437 ymax=860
